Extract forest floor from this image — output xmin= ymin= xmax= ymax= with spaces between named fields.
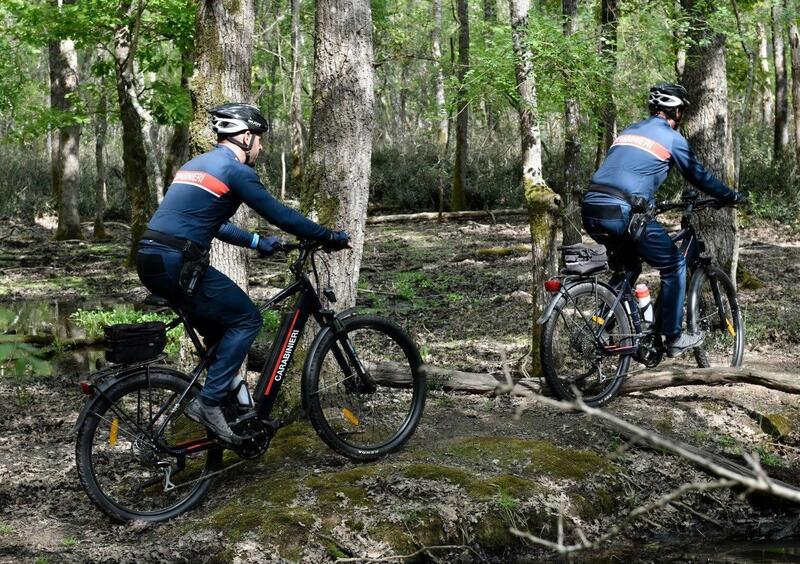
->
xmin=1 ymin=215 xmax=800 ymax=563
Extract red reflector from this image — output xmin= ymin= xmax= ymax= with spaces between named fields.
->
xmin=79 ymin=381 xmax=94 ymax=395
xmin=544 ymin=279 xmax=562 ymax=293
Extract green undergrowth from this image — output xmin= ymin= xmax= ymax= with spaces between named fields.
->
xmin=201 ymin=424 xmax=619 ymax=561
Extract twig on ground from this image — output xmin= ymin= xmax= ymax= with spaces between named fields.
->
xmin=335 ymin=544 xmax=476 ymax=563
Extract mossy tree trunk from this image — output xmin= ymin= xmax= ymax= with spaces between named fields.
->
xmin=595 ymin=0 xmax=618 ymax=168
xmin=114 ymin=0 xmax=153 ymax=265
xmin=301 ymin=0 xmax=374 ymax=309
xmin=509 ymin=0 xmax=560 ymax=375
xmin=680 ymin=1 xmax=738 ymax=281
xmin=789 ymin=17 xmax=800 ymax=170
xmin=49 ymin=0 xmax=82 ymax=242
xmin=562 ymin=0 xmax=582 ymax=247
xmin=93 ymin=91 xmax=108 ymax=240
xmin=451 ymin=0 xmax=469 ymax=212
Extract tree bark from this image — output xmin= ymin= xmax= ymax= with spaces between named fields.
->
xmin=772 ymin=3 xmax=790 ymax=161
xmin=562 ymin=0 xmax=582 ymax=247
xmin=290 ymin=0 xmax=304 ymax=195
xmin=756 ymin=22 xmax=775 ymax=128
xmin=189 ymin=0 xmax=256 ymax=295
xmin=301 ymin=0 xmax=375 ymax=310
xmin=789 ymin=17 xmax=800 ymax=169
xmin=114 ymin=0 xmax=154 ymax=265
xmin=451 ymin=0 xmax=469 ymax=212
xmin=509 ymin=0 xmax=560 ymax=375
xmin=595 ymin=0 xmax=618 ymax=168
xmin=432 ymin=0 xmax=448 ymax=217
xmin=93 ymin=91 xmax=108 ymax=240
xmin=48 ymin=1 xmax=82 ymax=242
xmin=680 ymin=2 xmax=738 ymax=280
xmin=483 ymin=0 xmax=497 ymax=135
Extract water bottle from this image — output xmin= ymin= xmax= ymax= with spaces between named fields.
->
xmin=230 ymin=373 xmax=253 ymax=408
xmin=635 ymin=283 xmax=654 ymax=324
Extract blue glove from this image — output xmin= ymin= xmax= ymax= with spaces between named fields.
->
xmin=326 ymin=230 xmax=350 ymax=251
xmin=256 ymin=235 xmax=281 ymax=256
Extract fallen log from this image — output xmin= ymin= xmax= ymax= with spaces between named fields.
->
xmin=366 ymin=208 xmax=526 ymax=225
xmin=0 ymin=334 xmax=102 ymax=348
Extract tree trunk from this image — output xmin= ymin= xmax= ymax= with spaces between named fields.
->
xmin=680 ymin=3 xmax=738 ymax=280
xmin=451 ymin=0 xmax=469 ymax=212
xmin=114 ymin=0 xmax=153 ymax=265
xmin=94 ymin=92 xmax=108 ymax=240
xmin=562 ymin=0 xmax=582 ymax=247
xmin=483 ymin=0 xmax=497 ymax=135
xmin=509 ymin=0 xmax=560 ymax=375
xmin=595 ymin=0 xmax=618 ymax=168
xmin=189 ymin=0 xmax=256 ymax=295
xmin=757 ymin=22 xmax=775 ymax=128
xmin=432 ymin=0 xmax=448 ymax=217
xmin=302 ymin=0 xmax=375 ymax=309
xmin=773 ymin=3 xmax=790 ymax=160
xmin=290 ymin=0 xmax=304 ymax=194
xmin=48 ymin=7 xmax=82 ymax=241
xmin=163 ymin=57 xmax=193 ymax=188
xmin=789 ymin=18 xmax=800 ymax=169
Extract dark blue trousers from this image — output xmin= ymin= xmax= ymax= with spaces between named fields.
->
xmin=136 ymin=242 xmax=262 ymax=404
xmin=582 ymin=205 xmax=687 ymax=338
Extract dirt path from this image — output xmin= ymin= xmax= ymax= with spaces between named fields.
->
xmin=1 ymin=218 xmax=800 ymax=562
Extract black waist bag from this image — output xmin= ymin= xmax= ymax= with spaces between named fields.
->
xmin=104 ymin=322 xmax=167 ymax=364
xmin=561 ymin=244 xmax=608 ymax=275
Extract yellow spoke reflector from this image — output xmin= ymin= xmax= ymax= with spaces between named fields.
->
xmin=726 ymin=319 xmax=736 ymax=337
xmin=342 ymin=408 xmax=360 ymax=426
xmin=591 ymin=315 xmax=605 ymax=325
xmin=109 ymin=417 xmax=119 ymax=446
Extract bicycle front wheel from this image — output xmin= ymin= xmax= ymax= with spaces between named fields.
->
xmin=76 ymin=368 xmax=222 ymax=522
xmin=541 ymin=281 xmax=633 ymax=406
xmin=303 ymin=315 xmax=426 ymax=461
xmin=687 ymin=265 xmax=744 ymax=368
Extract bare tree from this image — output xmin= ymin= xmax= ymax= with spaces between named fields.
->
xmin=49 ymin=0 xmax=82 ymax=241
xmin=451 ymin=0 xmax=470 ymax=212
xmin=789 ymin=14 xmax=800 ymax=169
xmin=93 ymin=91 xmax=108 ymax=240
xmin=302 ymin=0 xmax=375 ymax=309
xmin=680 ymin=1 xmax=739 ymax=280
xmin=432 ymin=0 xmax=448 ymax=217
xmin=772 ymin=1 xmax=790 ymax=160
xmin=756 ymin=22 xmax=775 ymax=127
xmin=562 ymin=0 xmax=582 ymax=246
xmin=189 ymin=0 xmax=257 ymax=293
xmin=595 ymin=0 xmax=618 ymax=167
xmin=509 ymin=0 xmax=560 ymax=374
xmin=289 ymin=0 xmax=304 ymax=193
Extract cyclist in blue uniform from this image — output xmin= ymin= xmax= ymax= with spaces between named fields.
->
xmin=582 ymin=83 xmax=746 ymax=358
xmin=136 ymin=103 xmax=349 ymax=443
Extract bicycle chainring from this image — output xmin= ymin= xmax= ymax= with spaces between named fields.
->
xmin=230 ymin=418 xmax=273 ymax=460
xmin=636 ymin=333 xmax=664 ymax=368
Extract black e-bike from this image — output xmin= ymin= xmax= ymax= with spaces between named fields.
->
xmin=74 ymin=240 xmax=426 ymax=522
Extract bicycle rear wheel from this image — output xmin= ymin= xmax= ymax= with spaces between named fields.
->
xmin=541 ymin=281 xmax=633 ymax=406
xmin=303 ymin=315 xmax=426 ymax=461
xmin=76 ymin=368 xmax=222 ymax=522
xmin=687 ymin=265 xmax=744 ymax=368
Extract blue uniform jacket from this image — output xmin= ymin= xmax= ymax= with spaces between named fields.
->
xmin=147 ymin=145 xmax=330 ymax=249
xmin=586 ymin=116 xmax=736 ymax=206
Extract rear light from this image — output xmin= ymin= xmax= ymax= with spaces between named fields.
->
xmin=544 ymin=279 xmax=562 ymax=293
xmin=79 ymin=381 xmax=94 ymax=395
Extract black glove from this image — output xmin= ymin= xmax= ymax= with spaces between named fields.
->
xmin=326 ymin=230 xmax=350 ymax=251
xmin=731 ymin=191 xmax=748 ymax=206
xmin=256 ymin=235 xmax=281 ymax=256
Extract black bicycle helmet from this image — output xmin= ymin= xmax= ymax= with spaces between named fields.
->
xmin=648 ymin=83 xmax=690 ymax=113
xmin=209 ymin=103 xmax=269 ymax=136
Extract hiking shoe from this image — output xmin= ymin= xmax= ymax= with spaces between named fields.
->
xmin=184 ymin=397 xmax=243 ymax=445
xmin=666 ymin=331 xmax=704 ymax=358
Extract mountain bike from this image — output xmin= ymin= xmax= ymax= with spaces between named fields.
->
xmin=538 ymin=194 xmax=744 ymax=406
xmin=73 ymin=240 xmax=426 ymax=522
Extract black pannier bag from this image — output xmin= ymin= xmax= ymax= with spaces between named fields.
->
xmin=561 ymin=244 xmax=608 ymax=275
xmin=104 ymin=322 xmax=167 ymax=364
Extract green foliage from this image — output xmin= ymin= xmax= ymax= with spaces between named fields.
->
xmin=70 ymin=306 xmax=183 ymax=355
xmin=0 ymin=523 xmax=11 ymax=535
xmin=0 ymin=308 xmax=53 ymax=406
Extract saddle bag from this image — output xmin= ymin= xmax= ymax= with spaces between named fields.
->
xmin=104 ymin=322 xmax=167 ymax=364
xmin=561 ymin=244 xmax=608 ymax=276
